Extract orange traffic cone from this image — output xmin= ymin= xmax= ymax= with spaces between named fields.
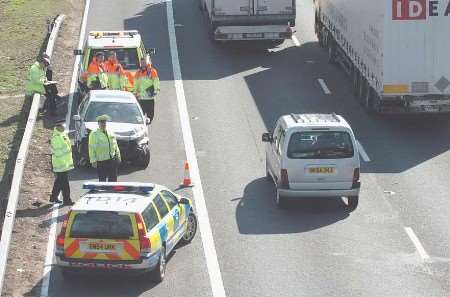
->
xmin=182 ymin=161 xmax=192 ymax=187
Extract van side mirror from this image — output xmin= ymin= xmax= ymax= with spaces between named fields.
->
xmin=179 ymin=197 xmax=190 ymax=204
xmin=73 ymin=49 xmax=83 ymax=56
xmin=262 ymin=132 xmax=273 ymax=143
xmin=73 ymin=115 xmax=81 ymax=122
xmin=146 ymin=48 xmax=156 ymax=55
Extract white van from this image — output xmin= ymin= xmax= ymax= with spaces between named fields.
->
xmin=262 ymin=113 xmax=360 ymax=209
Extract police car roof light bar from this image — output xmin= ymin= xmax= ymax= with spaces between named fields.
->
xmin=83 ymin=182 xmax=154 ymax=193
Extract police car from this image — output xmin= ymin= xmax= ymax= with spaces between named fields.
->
xmin=55 ymin=182 xmax=197 ymax=282
xmin=74 ymin=30 xmax=155 ymax=94
xmin=73 ymin=90 xmax=151 ymax=168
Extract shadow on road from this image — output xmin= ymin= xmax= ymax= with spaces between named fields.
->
xmin=235 ymin=177 xmax=350 ymax=235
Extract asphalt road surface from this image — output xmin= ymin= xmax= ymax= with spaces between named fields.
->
xmin=47 ymin=0 xmax=450 ymax=296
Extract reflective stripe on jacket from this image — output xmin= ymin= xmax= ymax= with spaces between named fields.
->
xmin=25 ymin=62 xmax=46 ymax=96
xmin=134 ymin=66 xmax=160 ymax=100
xmin=86 ymin=60 xmax=108 ymax=89
xmin=51 ymin=128 xmax=74 ymax=173
xmin=88 ymin=128 xmax=121 ymax=163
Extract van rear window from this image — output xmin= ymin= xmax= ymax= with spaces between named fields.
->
xmin=287 ymin=131 xmax=354 ymax=159
xmin=70 ymin=212 xmax=134 ymax=239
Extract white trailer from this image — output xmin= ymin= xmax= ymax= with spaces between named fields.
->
xmin=200 ymin=0 xmax=296 ymax=41
xmin=314 ymin=0 xmax=450 ymax=113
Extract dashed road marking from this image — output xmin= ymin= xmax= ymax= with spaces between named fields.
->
xmin=356 ymin=140 xmax=371 ymax=162
xmin=318 ymin=78 xmax=331 ymax=95
xmin=405 ymin=227 xmax=430 ymax=261
xmin=166 ymin=1 xmax=226 ymax=297
xmin=291 ymin=35 xmax=300 ymax=47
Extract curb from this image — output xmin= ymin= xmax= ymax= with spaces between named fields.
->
xmin=0 ymin=14 xmax=66 ymax=294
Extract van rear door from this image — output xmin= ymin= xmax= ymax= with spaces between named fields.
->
xmin=255 ymin=0 xmax=295 ymax=16
xmin=64 ymin=211 xmax=140 ymax=262
xmin=213 ymin=0 xmax=254 ymax=16
xmin=284 ymin=129 xmax=359 ymax=190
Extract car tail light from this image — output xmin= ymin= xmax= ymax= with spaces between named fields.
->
xmin=352 ymin=168 xmax=360 ymax=188
xmin=55 ymin=211 xmax=71 ymax=256
xmin=280 ymin=169 xmax=290 ymax=189
xmin=134 ymin=213 xmax=151 ymax=254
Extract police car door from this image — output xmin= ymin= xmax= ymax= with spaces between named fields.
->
xmin=161 ymin=190 xmax=184 ymax=244
xmin=153 ymin=194 xmax=176 ymax=253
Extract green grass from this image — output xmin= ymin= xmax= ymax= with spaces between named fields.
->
xmin=0 ymin=0 xmax=69 ymax=94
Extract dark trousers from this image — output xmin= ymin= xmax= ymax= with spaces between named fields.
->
xmin=43 ymin=85 xmax=57 ymax=115
xmin=97 ymin=159 xmax=118 ymax=182
xmin=50 ymin=172 xmax=71 ymax=202
xmin=139 ymin=99 xmax=155 ymax=122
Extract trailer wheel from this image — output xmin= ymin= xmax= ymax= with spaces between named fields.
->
xmin=364 ymin=86 xmax=376 ymax=113
xmin=352 ymin=68 xmax=360 ymax=97
xmin=327 ymin=39 xmax=337 ymax=64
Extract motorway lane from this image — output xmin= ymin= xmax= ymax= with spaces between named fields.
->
xmin=44 ymin=0 xmax=450 ymax=296
xmin=174 ymin=0 xmax=450 ymax=296
xmin=49 ymin=1 xmax=212 ymax=297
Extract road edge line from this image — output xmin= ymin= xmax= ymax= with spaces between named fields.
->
xmin=166 ymin=1 xmax=226 ymax=297
xmin=404 ymin=227 xmax=430 ymax=261
xmin=40 ymin=1 xmax=90 ymax=296
xmin=356 ymin=140 xmax=371 ymax=163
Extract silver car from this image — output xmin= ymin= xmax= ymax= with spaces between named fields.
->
xmin=73 ymin=90 xmax=151 ymax=168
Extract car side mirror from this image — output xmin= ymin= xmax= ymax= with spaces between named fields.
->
xmin=73 ymin=49 xmax=83 ymax=56
xmin=73 ymin=115 xmax=81 ymax=122
xmin=262 ymin=132 xmax=273 ymax=143
xmin=179 ymin=197 xmax=190 ymax=205
xmin=146 ymin=48 xmax=156 ymax=55
xmin=145 ymin=117 xmax=151 ymax=125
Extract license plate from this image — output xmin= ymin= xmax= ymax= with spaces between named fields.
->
xmin=244 ymin=33 xmax=264 ymax=39
xmin=309 ymin=167 xmax=335 ymax=174
xmin=423 ymin=105 xmax=439 ymax=112
xmin=81 ymin=241 xmax=122 ymax=254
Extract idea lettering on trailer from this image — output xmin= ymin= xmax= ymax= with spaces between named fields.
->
xmin=393 ymin=0 xmax=450 ymax=20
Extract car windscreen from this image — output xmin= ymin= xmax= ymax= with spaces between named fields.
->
xmin=287 ymin=131 xmax=354 ymax=159
xmin=70 ymin=211 xmax=134 ymax=239
xmin=89 ymin=48 xmax=139 ymax=70
xmin=85 ymin=102 xmax=143 ymax=124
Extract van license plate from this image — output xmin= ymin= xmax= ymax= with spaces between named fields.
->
xmin=244 ymin=33 xmax=264 ymax=39
xmin=309 ymin=167 xmax=335 ymax=174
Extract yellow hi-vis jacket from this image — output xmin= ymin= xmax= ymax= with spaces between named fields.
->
xmin=88 ymin=128 xmax=121 ymax=163
xmin=25 ymin=62 xmax=46 ymax=96
xmin=51 ymin=128 xmax=74 ymax=173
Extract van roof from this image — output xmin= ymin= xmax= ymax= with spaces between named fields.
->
xmin=283 ymin=113 xmax=351 ymax=129
xmin=71 ymin=183 xmax=164 ymax=213
xmin=87 ymin=30 xmax=142 ymax=49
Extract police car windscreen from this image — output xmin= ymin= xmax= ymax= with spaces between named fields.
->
xmin=70 ymin=211 xmax=134 ymax=239
xmin=85 ymin=102 xmax=144 ymax=124
xmin=89 ymin=48 xmax=139 ymax=70
xmin=287 ymin=131 xmax=354 ymax=159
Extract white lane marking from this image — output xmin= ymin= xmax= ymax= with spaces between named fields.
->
xmin=65 ymin=0 xmax=91 ymax=126
xmin=317 ymin=78 xmax=331 ymax=95
xmin=405 ymin=227 xmax=430 ymax=261
xmin=166 ymin=1 xmax=226 ymax=297
xmin=39 ymin=205 xmax=59 ymax=297
xmin=291 ymin=35 xmax=300 ymax=47
xmin=356 ymin=140 xmax=371 ymax=163
xmin=41 ymin=1 xmax=91 ymax=297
